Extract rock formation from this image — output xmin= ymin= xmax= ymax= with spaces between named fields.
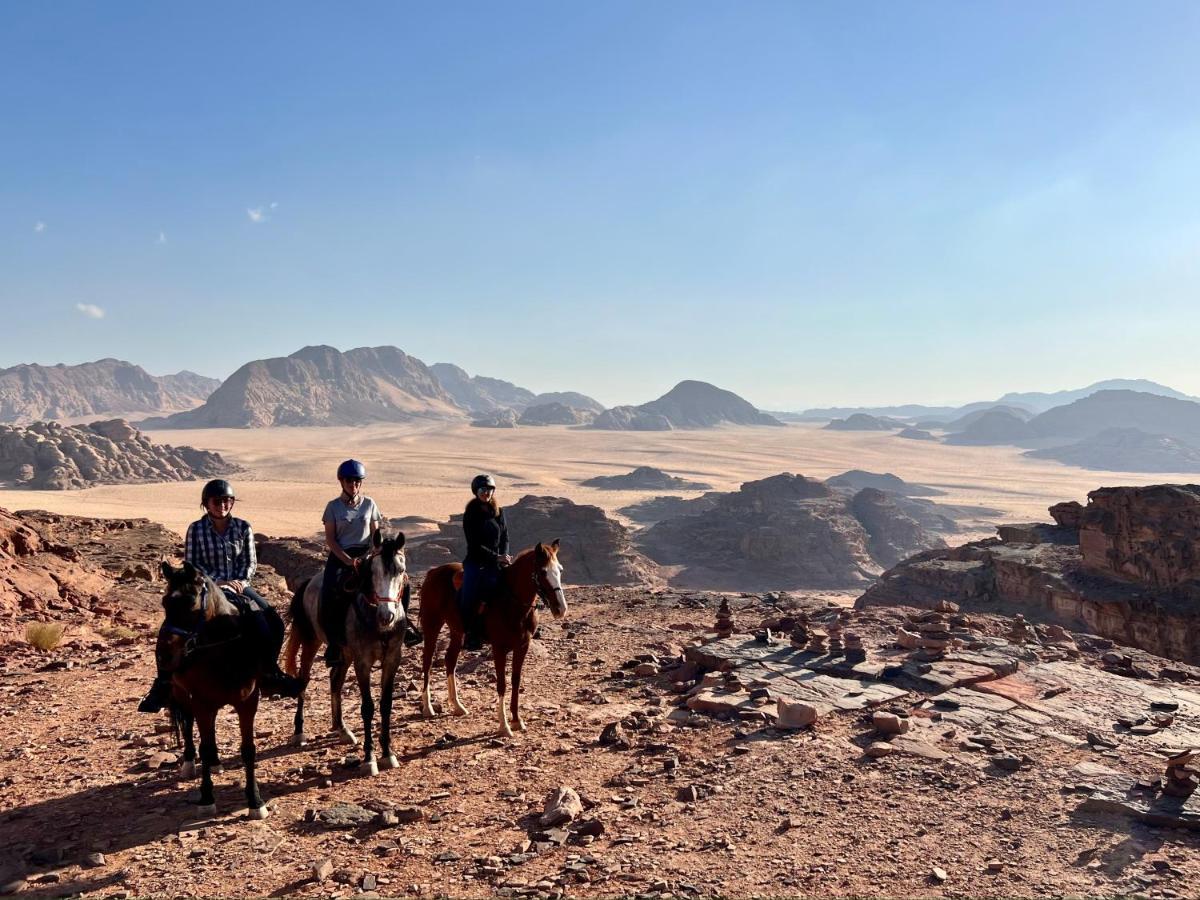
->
xmin=470 ymin=409 xmax=519 ymax=428
xmin=823 ymin=413 xmax=905 ymax=431
xmin=617 ymin=492 xmax=724 ymax=525
xmin=527 ymin=392 xmax=604 ymax=414
xmin=0 ymin=359 xmax=218 ymax=424
xmin=582 ymin=466 xmax=712 ymax=491
xmin=429 ymin=363 xmax=536 ymax=414
xmin=943 ymin=409 xmax=1036 ymax=446
xmin=590 ymin=381 xmax=781 ymax=430
xmin=637 ymin=473 xmax=945 ymax=590
xmin=938 ymin=404 xmax=1032 ymax=433
xmin=896 ymin=427 xmax=937 ymax=441
xmin=857 ymin=483 xmax=1200 ymax=664
xmin=1028 ymin=390 xmax=1200 ymax=445
xmin=518 ymin=402 xmax=594 ymax=426
xmin=405 ymin=495 xmax=661 ymax=586
xmin=0 ymin=420 xmax=229 ymax=490
xmin=825 ymin=470 xmax=944 ymax=497
xmin=142 ymin=345 xmax=463 ymax=428
xmin=1025 ymin=428 xmax=1200 ymax=473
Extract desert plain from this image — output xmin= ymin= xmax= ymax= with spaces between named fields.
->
xmin=0 ymin=422 xmax=1187 ymax=543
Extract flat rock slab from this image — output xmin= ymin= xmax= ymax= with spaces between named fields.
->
xmin=314 ymin=803 xmax=376 ymax=829
xmin=1079 ymin=772 xmax=1200 ymax=830
xmin=734 ymin=661 xmax=907 ymax=712
xmin=903 ymin=659 xmax=998 ymax=693
xmin=972 ymin=661 xmax=1200 ymax=751
xmin=685 ymin=637 xmax=797 ymax=671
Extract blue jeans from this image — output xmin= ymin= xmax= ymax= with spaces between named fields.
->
xmin=460 ymin=561 xmax=501 ymax=621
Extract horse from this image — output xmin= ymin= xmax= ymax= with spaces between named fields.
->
xmin=158 ymin=561 xmax=273 ymax=819
xmin=419 ymin=540 xmax=566 ymax=738
xmin=282 ymin=530 xmax=408 ymax=776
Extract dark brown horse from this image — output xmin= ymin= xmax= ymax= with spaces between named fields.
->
xmin=159 ymin=561 xmax=272 ymax=819
xmin=419 ymin=540 xmax=566 ymax=737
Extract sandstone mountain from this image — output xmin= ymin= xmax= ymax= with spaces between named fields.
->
xmin=824 ymin=470 xmax=944 ymax=497
xmin=998 ymin=378 xmax=1199 ymax=414
xmin=518 ymin=402 xmax=595 ymax=426
xmin=617 ymin=492 xmax=724 ymax=525
xmin=637 ymin=473 xmax=944 ymax=590
xmin=0 ymin=420 xmax=229 ymax=490
xmin=591 ymin=381 xmax=781 ymax=431
xmin=428 ymin=363 xmax=535 ymax=414
xmin=404 ymin=495 xmax=660 ymax=585
xmin=824 ymin=413 xmax=905 ymax=431
xmin=936 ymin=404 xmax=1033 ymax=433
xmin=142 ymin=345 xmax=463 ymax=428
xmin=1025 ymin=427 xmax=1200 ymax=473
xmin=943 ymin=408 xmax=1037 ymax=446
xmin=581 ymin=466 xmax=712 ymax=491
xmin=0 ymin=359 xmax=218 ymax=424
xmin=528 ymin=392 xmax=604 ymax=414
xmin=1028 ymin=389 xmax=1200 ymax=446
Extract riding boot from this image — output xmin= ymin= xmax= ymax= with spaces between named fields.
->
xmin=137 ymin=674 xmax=173 ymax=713
xmin=260 ymin=664 xmax=306 ymax=699
xmin=401 ymin=581 xmax=423 ymax=648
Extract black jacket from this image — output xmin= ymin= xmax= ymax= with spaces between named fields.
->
xmin=463 ymin=500 xmax=509 ymax=566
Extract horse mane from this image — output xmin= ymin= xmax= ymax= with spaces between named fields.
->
xmin=202 ymin=575 xmax=238 ymax=621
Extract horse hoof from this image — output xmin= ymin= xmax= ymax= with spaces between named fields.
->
xmin=196 ymin=803 xmax=217 ymax=817
xmin=384 ymin=754 xmax=399 ymax=770
xmin=514 ymin=718 xmax=527 ymax=733
xmin=291 ymin=732 xmax=306 ymax=748
xmin=451 ymin=704 xmax=469 ymax=717
xmin=363 ymin=758 xmax=379 ymax=777
xmin=421 ymin=703 xmax=435 ymax=718
xmin=179 ymin=761 xmax=196 ymax=779
xmin=338 ymin=729 xmax=358 ymax=746
xmin=211 ymin=765 xmax=224 ymax=775
xmin=498 ymin=726 xmax=514 ymax=739
xmin=247 ymin=805 xmax=270 ymax=820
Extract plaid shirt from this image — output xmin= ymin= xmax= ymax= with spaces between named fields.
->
xmin=184 ymin=515 xmax=257 ymax=584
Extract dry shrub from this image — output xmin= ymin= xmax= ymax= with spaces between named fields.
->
xmin=98 ymin=624 xmax=137 ymax=641
xmin=25 ymin=621 xmax=65 ymax=651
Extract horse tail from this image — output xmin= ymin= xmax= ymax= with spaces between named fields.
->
xmin=168 ymin=699 xmax=187 ymax=748
xmin=284 ymin=578 xmax=314 ymax=677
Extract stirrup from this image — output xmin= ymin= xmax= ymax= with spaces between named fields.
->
xmin=261 ymin=669 xmax=305 ymax=700
xmin=403 ymin=622 xmax=423 ymax=648
xmin=137 ymin=676 xmax=173 ymax=713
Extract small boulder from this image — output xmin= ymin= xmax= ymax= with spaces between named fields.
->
xmin=539 ymin=786 xmax=583 ymax=827
xmin=865 ymin=742 xmax=893 ymax=758
xmin=312 ymin=859 xmax=334 ymax=883
xmin=776 ymin=698 xmax=818 ymax=729
xmin=872 ymin=712 xmax=910 ymax=735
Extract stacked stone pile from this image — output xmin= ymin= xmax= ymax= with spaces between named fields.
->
xmin=713 ymin=598 xmax=735 ymax=637
xmin=1164 ymin=749 xmax=1200 ymax=798
xmin=0 ymin=419 xmax=228 ymax=490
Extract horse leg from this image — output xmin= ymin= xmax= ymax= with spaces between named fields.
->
xmin=329 ymin=658 xmax=357 ymax=745
xmin=446 ymin=632 xmax=469 ymax=717
xmin=511 ymin=642 xmax=529 ymax=732
xmin=354 ymin=656 xmax=378 ymax=776
xmin=237 ymin=694 xmax=268 ymax=819
xmin=380 ymin=649 xmax=400 ymax=770
xmin=420 ymin=617 xmax=440 ymax=718
xmin=494 ymin=649 xmax=513 ymax=738
xmin=195 ymin=704 xmax=219 ymax=815
xmin=179 ymin=707 xmax=197 ymax=778
xmin=291 ymin=640 xmax=317 ymax=747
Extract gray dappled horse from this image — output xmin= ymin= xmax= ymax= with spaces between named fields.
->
xmin=283 ymin=531 xmax=408 ymax=776
xmin=160 ymin=562 xmax=273 ymax=818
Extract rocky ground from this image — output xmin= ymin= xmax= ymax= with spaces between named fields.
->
xmin=3 ymin=576 xmax=1200 ymax=899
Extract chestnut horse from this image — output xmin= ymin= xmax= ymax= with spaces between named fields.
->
xmin=419 ymin=540 xmax=566 ymax=737
xmin=282 ymin=530 xmax=408 ymax=776
xmin=160 ymin=561 xmax=272 ymax=818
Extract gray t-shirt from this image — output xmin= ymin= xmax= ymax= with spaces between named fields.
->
xmin=323 ymin=496 xmax=383 ymax=550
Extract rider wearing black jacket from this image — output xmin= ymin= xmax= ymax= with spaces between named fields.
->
xmin=460 ymin=474 xmax=510 ymax=650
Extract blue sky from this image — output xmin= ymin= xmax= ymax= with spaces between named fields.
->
xmin=3 ymin=2 xmax=1199 ymax=410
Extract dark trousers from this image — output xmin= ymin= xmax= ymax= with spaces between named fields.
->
xmin=459 ymin=560 xmax=501 ymax=622
xmin=319 ymin=546 xmax=369 ymax=647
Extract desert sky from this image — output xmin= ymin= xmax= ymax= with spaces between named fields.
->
xmin=0 ymin=423 xmax=1187 ymax=544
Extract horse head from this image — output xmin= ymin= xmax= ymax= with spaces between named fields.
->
xmin=160 ymin=561 xmax=208 ymax=622
xmin=533 ymin=539 xmax=567 ymax=619
xmin=364 ymin=530 xmax=407 ymax=634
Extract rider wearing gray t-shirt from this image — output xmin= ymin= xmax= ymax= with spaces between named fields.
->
xmin=323 ymin=495 xmax=382 ymax=550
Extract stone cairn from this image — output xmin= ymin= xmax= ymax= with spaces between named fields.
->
xmin=843 ymin=631 xmax=866 ymax=664
xmin=1164 ymin=750 xmax=1200 ymax=798
xmin=714 ymin=598 xmax=735 ymax=638
xmin=1008 ymin=614 xmax=1037 ymax=645
xmin=805 ymin=628 xmax=828 ymax=655
xmin=789 ymin=612 xmax=810 ymax=649
xmin=826 ymin=620 xmax=845 ymax=657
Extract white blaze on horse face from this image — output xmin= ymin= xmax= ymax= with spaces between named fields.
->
xmin=369 ymin=548 xmax=407 ymax=632
xmin=544 ymin=559 xmax=567 ymax=618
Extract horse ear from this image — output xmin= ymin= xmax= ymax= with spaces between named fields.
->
xmin=160 ymin=561 xmax=174 ymax=580
xmin=181 ymin=561 xmax=197 ymax=580
xmin=394 ymin=532 xmax=406 ymax=549
xmin=551 ymin=538 xmax=560 ymax=551
xmin=372 ymin=530 xmax=383 ymax=549
xmin=535 ymin=541 xmax=546 ymax=561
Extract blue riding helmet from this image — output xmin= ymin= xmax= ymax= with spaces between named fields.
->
xmin=337 ymin=459 xmax=367 ymax=481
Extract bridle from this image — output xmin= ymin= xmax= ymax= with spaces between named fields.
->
xmin=161 ymin=581 xmax=242 ymax=660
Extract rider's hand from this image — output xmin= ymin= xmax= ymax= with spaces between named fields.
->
xmin=500 ymin=554 xmax=513 ymax=566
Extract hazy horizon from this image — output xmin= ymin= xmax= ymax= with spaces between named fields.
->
xmin=5 ymin=2 xmax=1200 ymax=408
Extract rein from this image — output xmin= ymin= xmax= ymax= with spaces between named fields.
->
xmin=163 ymin=582 xmax=244 ymax=661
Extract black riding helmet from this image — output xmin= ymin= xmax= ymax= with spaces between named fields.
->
xmin=471 ymin=473 xmax=496 ymax=494
xmin=201 ymin=479 xmax=236 ymax=506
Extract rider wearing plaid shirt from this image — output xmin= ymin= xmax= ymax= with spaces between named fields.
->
xmin=138 ymin=479 xmax=303 ymax=713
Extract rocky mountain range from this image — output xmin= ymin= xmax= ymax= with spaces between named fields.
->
xmin=1024 ymin=428 xmax=1200 ymax=473
xmin=0 ymin=419 xmax=229 ymax=490
xmin=0 ymin=359 xmax=218 ymax=424
xmin=581 ymin=466 xmax=712 ymax=491
xmin=428 ymin=363 xmax=536 ymax=414
xmin=591 ymin=381 xmax=781 ymax=431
